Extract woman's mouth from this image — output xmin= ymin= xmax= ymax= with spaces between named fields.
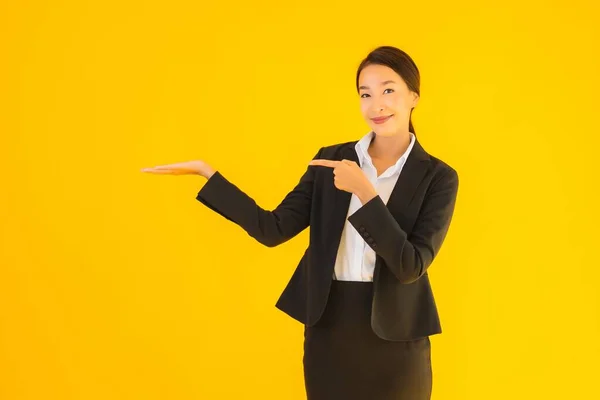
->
xmin=371 ymin=115 xmax=393 ymax=124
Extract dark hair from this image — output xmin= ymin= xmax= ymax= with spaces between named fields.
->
xmin=356 ymin=46 xmax=420 ymax=135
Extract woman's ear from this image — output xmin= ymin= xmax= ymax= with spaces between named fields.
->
xmin=412 ymin=92 xmax=420 ymax=108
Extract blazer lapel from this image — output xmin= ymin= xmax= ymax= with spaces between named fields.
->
xmin=325 ymin=144 xmax=359 ymax=257
xmin=385 ymin=137 xmax=431 ymax=226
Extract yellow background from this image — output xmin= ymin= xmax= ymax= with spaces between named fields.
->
xmin=1 ymin=1 xmax=599 ymax=399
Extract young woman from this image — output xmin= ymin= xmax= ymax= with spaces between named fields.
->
xmin=142 ymin=46 xmax=459 ymax=400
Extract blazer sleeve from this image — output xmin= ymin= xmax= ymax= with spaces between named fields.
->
xmin=347 ymin=167 xmax=459 ymax=284
xmin=195 ymin=147 xmax=324 ymax=247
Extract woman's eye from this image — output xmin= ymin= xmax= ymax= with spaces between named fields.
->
xmin=361 ymin=89 xmax=392 ymax=98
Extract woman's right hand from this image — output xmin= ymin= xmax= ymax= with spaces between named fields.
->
xmin=141 ymin=160 xmax=216 ymax=179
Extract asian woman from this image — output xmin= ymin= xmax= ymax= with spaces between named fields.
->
xmin=142 ymin=45 xmax=459 ymax=400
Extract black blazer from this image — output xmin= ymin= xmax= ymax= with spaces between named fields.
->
xmin=195 ymin=136 xmax=459 ymax=341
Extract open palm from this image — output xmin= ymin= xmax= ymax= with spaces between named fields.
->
xmin=141 ymin=160 xmax=212 ymax=176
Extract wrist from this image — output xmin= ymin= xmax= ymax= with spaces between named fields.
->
xmin=202 ymin=169 xmax=216 ymax=179
xmin=199 ymin=162 xmax=216 ymax=179
xmin=357 ymin=186 xmax=377 ymax=204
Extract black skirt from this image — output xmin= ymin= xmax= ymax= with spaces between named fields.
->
xmin=303 ymin=280 xmax=432 ymax=400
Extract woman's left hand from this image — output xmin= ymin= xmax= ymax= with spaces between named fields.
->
xmin=309 ymin=159 xmax=378 ymax=204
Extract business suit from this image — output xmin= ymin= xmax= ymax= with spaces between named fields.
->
xmin=196 ymin=134 xmax=458 ymax=398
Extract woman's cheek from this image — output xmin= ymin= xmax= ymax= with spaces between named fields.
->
xmin=385 ymin=94 xmax=401 ymax=110
xmin=360 ymin=103 xmax=370 ymax=118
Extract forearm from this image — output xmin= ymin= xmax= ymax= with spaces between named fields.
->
xmin=196 ymin=172 xmax=291 ymax=247
xmin=196 ymin=149 xmax=321 ymax=247
xmin=348 ymin=168 xmax=459 ymax=283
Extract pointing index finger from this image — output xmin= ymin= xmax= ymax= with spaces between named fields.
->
xmin=309 ymin=159 xmax=340 ymax=168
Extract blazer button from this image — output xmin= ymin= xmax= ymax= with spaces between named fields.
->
xmin=364 ymin=232 xmax=370 ymax=238
xmin=367 ymin=237 xmax=375 ymax=244
xmin=359 ymin=226 xmax=366 ymax=232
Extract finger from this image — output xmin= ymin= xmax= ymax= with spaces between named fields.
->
xmin=309 ymin=159 xmax=340 ymax=168
xmin=151 ymin=163 xmax=188 ymax=169
xmin=143 ymin=167 xmax=188 ymax=174
xmin=141 ymin=167 xmax=171 ymax=172
xmin=142 ymin=169 xmax=178 ymax=174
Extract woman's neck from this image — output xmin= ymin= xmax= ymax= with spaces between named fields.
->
xmin=368 ymin=131 xmax=411 ymax=161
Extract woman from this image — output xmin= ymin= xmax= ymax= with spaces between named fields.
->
xmin=142 ymin=46 xmax=459 ymax=400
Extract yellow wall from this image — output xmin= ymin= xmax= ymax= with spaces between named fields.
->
xmin=1 ymin=1 xmax=599 ymax=398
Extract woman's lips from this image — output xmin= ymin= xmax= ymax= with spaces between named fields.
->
xmin=371 ymin=115 xmax=393 ymax=124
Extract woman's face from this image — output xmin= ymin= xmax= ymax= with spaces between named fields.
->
xmin=358 ymin=64 xmax=419 ymax=137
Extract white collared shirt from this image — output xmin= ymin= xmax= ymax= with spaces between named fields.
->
xmin=332 ymin=131 xmax=416 ymax=281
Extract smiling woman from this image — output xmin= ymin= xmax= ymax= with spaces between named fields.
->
xmin=142 ymin=46 xmax=459 ymax=400
xmin=357 ymin=47 xmax=420 ymax=137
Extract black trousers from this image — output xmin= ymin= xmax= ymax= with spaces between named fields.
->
xmin=303 ymin=280 xmax=432 ymax=400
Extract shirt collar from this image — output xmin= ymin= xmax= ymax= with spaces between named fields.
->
xmin=355 ymin=131 xmax=416 ymax=176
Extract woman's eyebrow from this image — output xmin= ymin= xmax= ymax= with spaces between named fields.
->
xmin=358 ymin=80 xmax=396 ymax=90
